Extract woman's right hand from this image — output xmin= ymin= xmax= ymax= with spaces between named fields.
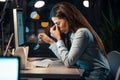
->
xmin=38 ymin=33 xmax=54 ymax=45
xmin=50 ymin=25 xmax=61 ymax=40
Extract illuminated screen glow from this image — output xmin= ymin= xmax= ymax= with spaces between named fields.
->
xmin=17 ymin=11 xmax=24 ymax=46
xmin=0 ymin=57 xmax=19 ymax=80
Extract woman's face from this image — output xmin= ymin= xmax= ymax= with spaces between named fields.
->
xmin=52 ymin=17 xmax=69 ymax=34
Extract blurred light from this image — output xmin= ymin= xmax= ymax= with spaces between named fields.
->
xmin=30 ymin=11 xmax=40 ymax=20
xmin=83 ymin=0 xmax=89 ymax=8
xmin=26 ymin=26 xmax=29 ymax=33
xmin=34 ymin=0 xmax=45 ymax=8
xmin=41 ymin=22 xmax=49 ymax=28
xmin=0 ymin=0 xmax=6 ymax=2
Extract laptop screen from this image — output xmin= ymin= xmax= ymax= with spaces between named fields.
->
xmin=0 ymin=57 xmax=20 ymax=80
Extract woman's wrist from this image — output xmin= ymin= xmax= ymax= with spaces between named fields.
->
xmin=49 ymin=39 xmax=54 ymax=45
xmin=57 ymin=36 xmax=62 ymax=40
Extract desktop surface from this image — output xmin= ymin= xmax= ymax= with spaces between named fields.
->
xmin=20 ymin=57 xmax=84 ymax=79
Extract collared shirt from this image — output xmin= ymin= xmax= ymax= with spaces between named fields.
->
xmin=49 ymin=28 xmax=110 ymax=70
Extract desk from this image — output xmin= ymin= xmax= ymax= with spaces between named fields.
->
xmin=20 ymin=58 xmax=84 ymax=79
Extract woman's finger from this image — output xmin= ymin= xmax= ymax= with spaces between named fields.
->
xmin=50 ymin=25 xmax=55 ymax=33
xmin=55 ymin=25 xmax=59 ymax=31
xmin=38 ymin=33 xmax=41 ymax=38
xmin=38 ymin=33 xmax=45 ymax=39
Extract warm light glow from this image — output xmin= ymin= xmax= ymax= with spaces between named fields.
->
xmin=0 ymin=0 xmax=6 ymax=2
xmin=34 ymin=0 xmax=45 ymax=8
xmin=83 ymin=0 xmax=89 ymax=8
xmin=30 ymin=11 xmax=40 ymax=20
xmin=33 ymin=14 xmax=40 ymax=20
xmin=41 ymin=22 xmax=49 ymax=28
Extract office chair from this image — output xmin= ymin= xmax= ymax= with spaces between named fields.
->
xmin=115 ymin=66 xmax=120 ymax=80
xmin=107 ymin=50 xmax=120 ymax=80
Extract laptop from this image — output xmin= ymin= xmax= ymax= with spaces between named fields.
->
xmin=0 ymin=57 xmax=20 ymax=80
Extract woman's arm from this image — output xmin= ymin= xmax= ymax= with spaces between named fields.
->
xmin=50 ymin=29 xmax=89 ymax=67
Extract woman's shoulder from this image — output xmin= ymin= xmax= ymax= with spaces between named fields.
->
xmin=71 ymin=28 xmax=91 ymax=37
xmin=77 ymin=28 xmax=89 ymax=32
xmin=75 ymin=28 xmax=90 ymax=34
xmin=73 ymin=28 xmax=93 ymax=38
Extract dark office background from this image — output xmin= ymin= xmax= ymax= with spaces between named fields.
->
xmin=0 ymin=0 xmax=120 ymax=57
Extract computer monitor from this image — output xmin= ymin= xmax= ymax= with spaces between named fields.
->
xmin=0 ymin=57 xmax=20 ymax=80
xmin=13 ymin=8 xmax=25 ymax=48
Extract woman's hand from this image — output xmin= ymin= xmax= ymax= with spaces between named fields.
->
xmin=38 ymin=33 xmax=54 ymax=45
xmin=50 ymin=25 xmax=61 ymax=40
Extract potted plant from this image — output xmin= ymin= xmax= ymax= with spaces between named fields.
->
xmin=98 ymin=1 xmax=120 ymax=53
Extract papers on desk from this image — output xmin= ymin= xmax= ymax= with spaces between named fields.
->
xmin=30 ymin=59 xmax=54 ymax=67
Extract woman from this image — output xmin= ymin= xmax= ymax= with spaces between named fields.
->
xmin=38 ymin=2 xmax=110 ymax=80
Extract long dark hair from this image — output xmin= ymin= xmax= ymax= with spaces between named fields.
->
xmin=50 ymin=2 xmax=108 ymax=59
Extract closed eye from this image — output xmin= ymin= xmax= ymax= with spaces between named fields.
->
xmin=55 ymin=22 xmax=60 ymax=26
